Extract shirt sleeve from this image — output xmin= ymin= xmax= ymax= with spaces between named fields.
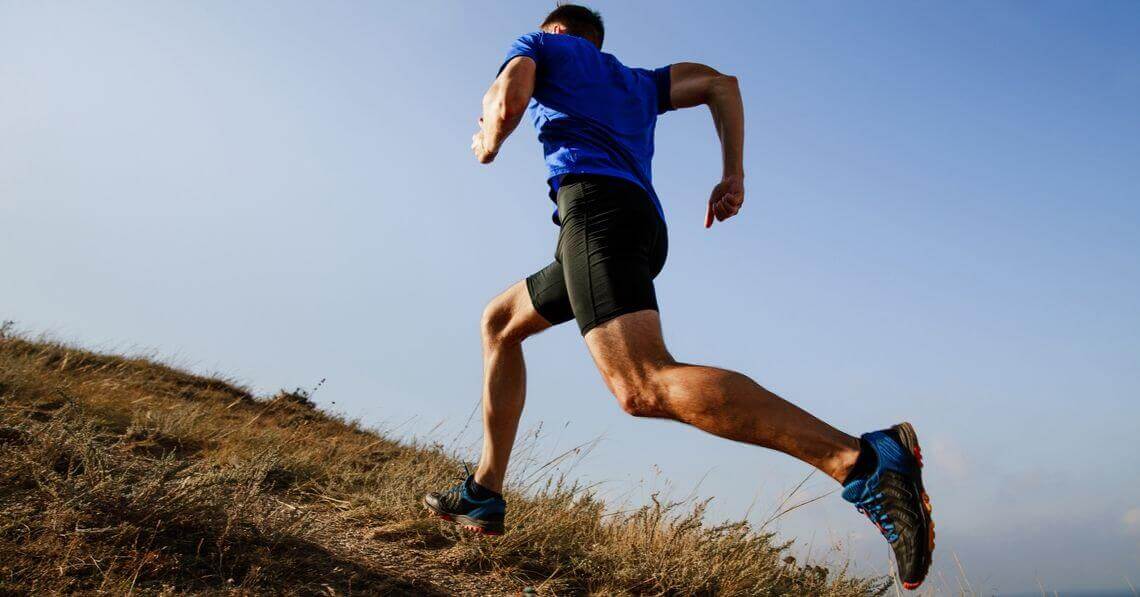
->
xmin=498 ymin=32 xmax=543 ymax=76
xmin=652 ymin=65 xmax=674 ymax=114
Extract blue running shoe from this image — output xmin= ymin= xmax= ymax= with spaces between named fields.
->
xmin=422 ymin=469 xmax=505 ymax=536
xmin=843 ymin=422 xmax=934 ymax=590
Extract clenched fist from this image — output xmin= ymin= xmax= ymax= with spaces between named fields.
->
xmin=704 ymin=174 xmax=744 ymax=228
xmin=471 ymin=129 xmax=497 ymax=164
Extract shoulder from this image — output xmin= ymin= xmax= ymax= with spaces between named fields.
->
xmin=513 ymin=31 xmax=545 ymax=44
xmin=625 ymin=63 xmax=663 ymax=86
xmin=627 ymin=65 xmax=652 ymax=77
xmin=505 ymin=31 xmax=547 ymax=56
xmin=542 ymin=32 xmax=602 ymax=57
xmin=501 ymin=32 xmax=547 ymax=73
xmin=605 ymin=52 xmax=651 ymax=78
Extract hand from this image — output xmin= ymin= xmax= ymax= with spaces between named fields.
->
xmin=471 ymin=130 xmax=497 ymax=164
xmin=704 ymin=174 xmax=744 ymax=228
xmin=471 ymin=118 xmax=497 ymax=164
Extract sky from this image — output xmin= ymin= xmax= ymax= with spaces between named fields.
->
xmin=2 ymin=1 xmax=1138 ymax=593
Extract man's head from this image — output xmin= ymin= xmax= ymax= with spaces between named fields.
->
xmin=541 ymin=4 xmax=604 ymax=49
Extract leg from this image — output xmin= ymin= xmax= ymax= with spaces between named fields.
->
xmin=422 ymin=268 xmax=571 ymax=534
xmin=542 ymin=178 xmax=931 ymax=585
xmin=547 ymin=176 xmax=859 ymax=481
xmin=473 ymin=280 xmax=556 ymax=493
xmin=584 ymin=310 xmax=861 ymax=482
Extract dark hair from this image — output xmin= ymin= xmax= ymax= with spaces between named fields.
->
xmin=541 ymin=4 xmax=604 ymax=49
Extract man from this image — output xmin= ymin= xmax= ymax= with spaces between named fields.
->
xmin=423 ymin=4 xmax=935 ymax=589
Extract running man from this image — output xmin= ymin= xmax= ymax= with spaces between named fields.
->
xmin=423 ymin=5 xmax=934 ymax=589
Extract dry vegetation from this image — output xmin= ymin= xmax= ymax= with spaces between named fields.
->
xmin=0 ymin=328 xmax=886 ymax=595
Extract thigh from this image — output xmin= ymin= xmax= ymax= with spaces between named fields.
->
xmin=524 ymin=261 xmax=574 ymax=327
xmin=557 ymin=176 xmax=666 ymax=335
xmin=583 ymin=310 xmax=672 ymax=388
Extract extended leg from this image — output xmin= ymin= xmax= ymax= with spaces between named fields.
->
xmin=473 ymin=281 xmax=552 ymax=493
xmin=584 ymin=310 xmax=860 ymax=482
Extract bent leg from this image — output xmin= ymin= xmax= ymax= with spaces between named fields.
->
xmin=584 ymin=310 xmax=860 ymax=482
xmin=474 ymin=280 xmax=559 ymax=493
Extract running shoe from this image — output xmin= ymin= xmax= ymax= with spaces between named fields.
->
xmin=422 ymin=469 xmax=505 ymax=536
xmin=842 ymin=422 xmax=934 ymax=590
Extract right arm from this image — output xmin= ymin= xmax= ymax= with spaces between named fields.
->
xmin=668 ymin=62 xmax=745 ymax=228
xmin=472 ymin=56 xmax=536 ymax=164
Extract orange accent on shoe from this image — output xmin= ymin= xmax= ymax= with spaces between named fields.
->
xmin=461 ymin=525 xmax=503 ymax=536
xmin=424 ymin=506 xmax=454 ymax=522
xmin=924 ymin=492 xmax=936 ymax=552
xmin=899 ymin=491 xmax=937 ymax=590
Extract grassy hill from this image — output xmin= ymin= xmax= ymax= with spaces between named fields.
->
xmin=0 ymin=330 xmax=885 ymax=595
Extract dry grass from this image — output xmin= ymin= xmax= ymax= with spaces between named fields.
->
xmin=0 ymin=329 xmax=887 ymax=595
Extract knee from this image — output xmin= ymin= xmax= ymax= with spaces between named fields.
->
xmin=607 ymin=375 xmax=666 ymax=418
xmin=481 ymin=297 xmax=526 ymax=348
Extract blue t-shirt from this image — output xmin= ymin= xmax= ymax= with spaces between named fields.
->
xmin=499 ymin=32 xmax=673 ymax=223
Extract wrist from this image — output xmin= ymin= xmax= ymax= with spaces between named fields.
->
xmin=483 ymin=131 xmax=502 ymax=154
xmin=478 ymin=140 xmax=498 ymax=164
xmin=477 ymin=130 xmax=496 ymax=152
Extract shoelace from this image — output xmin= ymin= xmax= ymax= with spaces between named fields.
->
xmin=439 ymin=463 xmax=475 ymax=507
xmin=855 ymin=488 xmax=899 ymax=543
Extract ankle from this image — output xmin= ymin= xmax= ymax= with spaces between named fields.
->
xmin=472 ymin=470 xmax=504 ymax=495
xmin=827 ymin=438 xmax=864 ymax=484
xmin=468 ymin=475 xmax=503 ymax=500
xmin=838 ymin=437 xmax=877 ymax=485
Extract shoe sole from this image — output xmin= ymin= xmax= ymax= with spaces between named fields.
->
xmin=422 ymin=497 xmax=504 ymax=536
xmin=892 ymin=422 xmax=935 ymax=590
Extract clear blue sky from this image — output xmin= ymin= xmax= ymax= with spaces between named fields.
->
xmin=3 ymin=1 xmax=1138 ymax=592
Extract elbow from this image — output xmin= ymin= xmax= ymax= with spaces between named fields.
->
xmin=484 ymin=93 xmax=527 ymax=125
xmin=698 ymin=74 xmax=739 ymax=106
xmin=499 ymin=97 xmax=528 ymax=122
xmin=710 ymin=74 xmax=739 ymax=96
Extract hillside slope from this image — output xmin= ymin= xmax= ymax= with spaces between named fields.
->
xmin=0 ymin=332 xmax=885 ymax=595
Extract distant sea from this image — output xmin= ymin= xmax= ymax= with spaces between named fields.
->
xmin=997 ymin=590 xmax=1135 ymax=597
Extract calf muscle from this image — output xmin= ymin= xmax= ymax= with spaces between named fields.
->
xmin=585 ymin=311 xmax=860 ymax=482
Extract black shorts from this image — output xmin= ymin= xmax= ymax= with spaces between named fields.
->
xmin=525 ymin=174 xmax=668 ymax=335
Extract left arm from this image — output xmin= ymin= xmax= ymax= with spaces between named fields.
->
xmin=667 ymin=62 xmax=745 ymax=228
xmin=472 ymin=56 xmax=536 ymax=164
